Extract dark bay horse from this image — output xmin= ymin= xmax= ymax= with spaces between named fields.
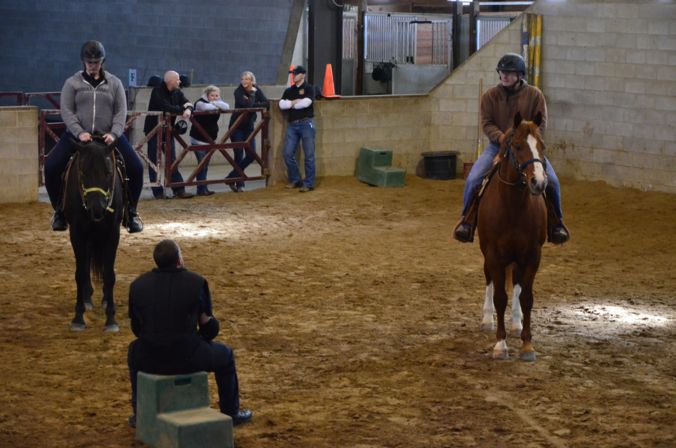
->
xmin=477 ymin=112 xmax=547 ymax=361
xmin=63 ymin=137 xmax=123 ymax=332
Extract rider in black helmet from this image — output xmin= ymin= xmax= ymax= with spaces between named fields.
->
xmin=453 ymin=53 xmax=570 ymax=245
xmin=80 ymin=40 xmax=106 ymax=63
xmin=45 ymin=40 xmax=144 ymax=233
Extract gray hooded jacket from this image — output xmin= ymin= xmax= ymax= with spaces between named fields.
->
xmin=60 ymin=70 xmax=127 ymax=138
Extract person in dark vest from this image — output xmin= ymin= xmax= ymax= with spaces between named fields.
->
xmin=453 ymin=53 xmax=570 ymax=244
xmin=126 ymin=239 xmax=252 ymax=428
xmin=45 ymin=40 xmax=144 ymax=233
xmin=279 ymin=65 xmax=317 ymax=192
xmin=226 ymin=71 xmax=269 ymax=192
xmin=189 ymin=85 xmax=230 ymax=196
xmin=143 ymin=71 xmax=194 ymax=199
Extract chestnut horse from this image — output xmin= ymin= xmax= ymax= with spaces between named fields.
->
xmin=477 ymin=112 xmax=547 ymax=361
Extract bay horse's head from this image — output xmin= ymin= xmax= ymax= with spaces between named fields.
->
xmin=73 ymin=136 xmax=117 ymax=222
xmin=503 ymin=111 xmax=548 ymax=196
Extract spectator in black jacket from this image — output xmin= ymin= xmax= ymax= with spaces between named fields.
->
xmin=189 ymin=85 xmax=230 ymax=196
xmin=226 ymin=71 xmax=269 ymax=192
xmin=127 ymin=239 xmax=252 ymax=428
xmin=143 ymin=71 xmax=194 ymax=199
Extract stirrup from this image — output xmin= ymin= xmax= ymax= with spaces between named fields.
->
xmin=548 ymin=224 xmax=570 ymax=245
xmin=453 ymin=219 xmax=474 ymax=243
xmin=52 ymin=210 xmax=68 ymax=231
xmin=127 ymin=215 xmax=143 ymax=233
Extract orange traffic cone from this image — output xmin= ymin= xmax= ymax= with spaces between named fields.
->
xmin=322 ymin=63 xmax=340 ymax=99
xmin=287 ymin=65 xmax=295 ymax=86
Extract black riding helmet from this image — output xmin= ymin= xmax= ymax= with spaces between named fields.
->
xmin=496 ymin=53 xmax=526 ymax=76
xmin=81 ymin=40 xmax=106 ymax=63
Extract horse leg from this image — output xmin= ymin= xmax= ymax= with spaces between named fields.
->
xmin=71 ymin=239 xmax=90 ymax=331
xmin=518 ymin=261 xmax=540 ymax=362
xmin=490 ymin=265 xmax=509 ymax=360
xmin=84 ymin=283 xmax=94 ymax=311
xmin=480 ymin=263 xmax=495 ymax=332
xmin=102 ymin=237 xmax=120 ymax=333
xmin=510 ymin=266 xmax=523 ymax=336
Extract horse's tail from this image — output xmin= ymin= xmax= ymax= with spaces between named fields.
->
xmin=90 ymin=237 xmax=106 ymax=283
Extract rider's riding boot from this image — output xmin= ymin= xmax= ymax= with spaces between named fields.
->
xmin=52 ymin=210 xmax=68 ymax=231
xmin=549 ymin=220 xmax=570 ymax=244
xmin=127 ymin=205 xmax=143 ymax=233
xmin=545 ymin=196 xmax=570 ymax=244
xmin=453 ymin=218 xmax=473 ymax=243
xmin=453 ymin=192 xmax=479 ymax=243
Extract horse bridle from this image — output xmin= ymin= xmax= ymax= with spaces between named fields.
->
xmin=76 ymin=144 xmax=118 ymax=214
xmin=497 ymin=131 xmax=547 ymax=187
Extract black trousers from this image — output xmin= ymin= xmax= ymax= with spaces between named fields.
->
xmin=128 ymin=339 xmax=241 ymax=416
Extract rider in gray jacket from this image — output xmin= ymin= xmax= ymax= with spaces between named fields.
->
xmin=45 ymin=41 xmax=144 ymax=233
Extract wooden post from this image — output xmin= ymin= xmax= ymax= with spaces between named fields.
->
xmin=356 ymin=0 xmax=367 ymax=95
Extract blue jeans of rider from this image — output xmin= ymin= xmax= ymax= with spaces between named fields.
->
xmin=462 ymin=142 xmax=563 ymax=218
xmin=190 ymin=138 xmax=211 ymax=195
xmin=44 ymin=132 xmax=143 ymax=209
xmin=128 ymin=340 xmax=241 ymax=416
xmin=147 ymin=135 xmax=186 ymax=198
xmin=227 ymin=128 xmax=257 ymax=188
xmin=282 ymin=119 xmax=316 ymax=188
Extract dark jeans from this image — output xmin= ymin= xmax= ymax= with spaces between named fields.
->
xmin=282 ymin=119 xmax=316 ymax=188
xmin=44 ymin=132 xmax=143 ymax=209
xmin=463 ymin=142 xmax=564 ymax=218
xmin=147 ymin=135 xmax=186 ymax=197
xmin=227 ymin=128 xmax=257 ymax=188
xmin=128 ymin=339 xmax=241 ymax=416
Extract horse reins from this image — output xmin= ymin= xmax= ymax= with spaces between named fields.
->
xmin=76 ymin=147 xmax=118 ymax=214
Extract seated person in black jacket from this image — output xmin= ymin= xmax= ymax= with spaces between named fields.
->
xmin=126 ymin=239 xmax=252 ymax=427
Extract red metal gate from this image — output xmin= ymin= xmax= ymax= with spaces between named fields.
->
xmin=164 ymin=108 xmax=271 ymax=190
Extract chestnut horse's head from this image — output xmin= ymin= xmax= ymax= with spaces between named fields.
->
xmin=504 ymin=111 xmax=548 ymax=196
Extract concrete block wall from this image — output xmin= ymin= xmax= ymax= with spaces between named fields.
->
xmin=428 ymin=19 xmax=522 ymax=170
xmin=0 ymin=107 xmax=39 ymax=203
xmin=429 ymin=0 xmax=675 ymax=193
xmin=268 ymin=95 xmax=432 ymax=184
xmin=0 ymin=0 xmax=293 ymax=92
xmin=531 ymin=0 xmax=676 ymax=193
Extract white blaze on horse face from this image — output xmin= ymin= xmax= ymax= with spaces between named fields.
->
xmin=527 ymin=134 xmax=546 ymax=186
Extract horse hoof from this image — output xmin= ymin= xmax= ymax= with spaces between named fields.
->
xmin=70 ymin=322 xmax=86 ymax=332
xmin=104 ymin=324 xmax=120 ymax=333
xmin=510 ymin=327 xmax=523 ymax=338
xmin=84 ymin=301 xmax=93 ymax=311
xmin=520 ymin=351 xmax=537 ymax=362
xmin=492 ymin=350 xmax=509 ymax=360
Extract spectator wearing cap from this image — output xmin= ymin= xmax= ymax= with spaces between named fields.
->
xmin=279 ymin=66 xmax=317 ymax=192
xmin=143 ymin=70 xmax=194 ymax=199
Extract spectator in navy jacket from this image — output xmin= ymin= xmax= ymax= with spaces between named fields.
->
xmin=226 ymin=71 xmax=269 ymax=192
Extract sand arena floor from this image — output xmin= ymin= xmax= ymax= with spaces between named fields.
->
xmin=0 ymin=176 xmax=674 ymax=448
